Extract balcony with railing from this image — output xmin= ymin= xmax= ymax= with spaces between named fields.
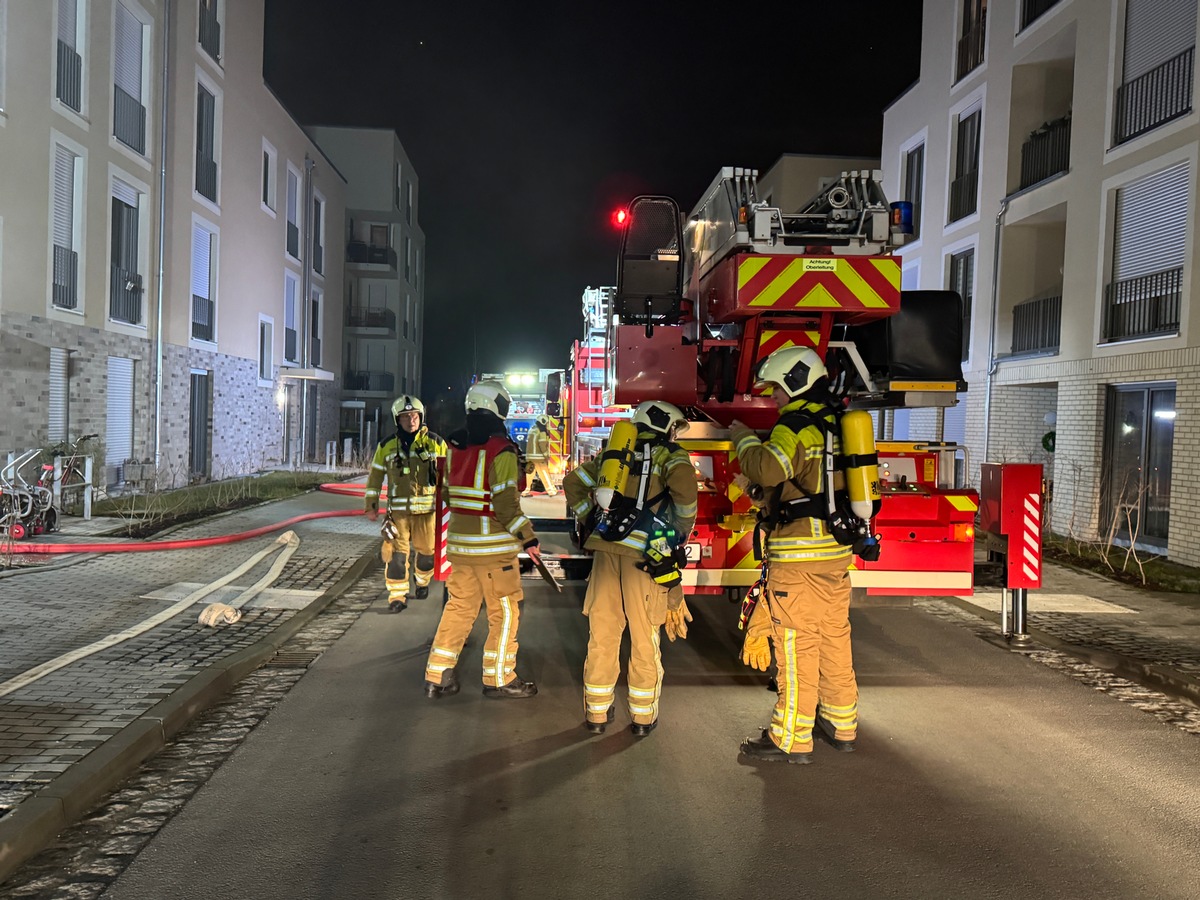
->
xmin=1011 ymin=293 xmax=1061 ymax=355
xmin=196 ymin=155 xmax=218 ymax=202
xmin=345 ymin=306 xmax=397 ymax=331
xmin=114 ymin=85 xmax=146 ymax=154
xmin=955 ymin=10 xmax=986 ymax=82
xmin=1020 ymin=0 xmax=1061 ymax=31
xmin=199 ymin=2 xmax=221 ymax=62
xmin=56 ymin=41 xmax=82 ymax=111
xmin=346 ymin=241 xmax=398 ymax=269
xmin=1101 ymin=267 xmax=1182 ymax=343
xmin=949 ymin=170 xmax=979 ymax=222
xmin=110 ymin=267 xmax=142 ymax=324
xmin=1114 ymin=47 xmax=1195 ymax=145
xmin=343 ymin=370 xmax=396 ymax=393
xmin=52 ymin=246 xmax=78 ymax=310
xmin=192 ymin=294 xmax=215 ymax=341
xmin=1019 ymin=114 xmax=1071 ymax=191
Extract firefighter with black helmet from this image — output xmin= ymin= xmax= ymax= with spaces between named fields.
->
xmin=521 ymin=414 xmax=559 ymax=497
xmin=364 ymin=395 xmax=447 ymax=613
xmin=562 ymin=400 xmax=698 ymax=736
xmin=423 ymin=381 xmax=543 ymax=700
xmin=730 ymin=346 xmax=861 ymax=764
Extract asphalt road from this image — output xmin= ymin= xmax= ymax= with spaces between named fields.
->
xmin=103 ymin=580 xmax=1200 ymax=900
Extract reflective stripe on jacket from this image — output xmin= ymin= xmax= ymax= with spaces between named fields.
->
xmin=364 ymin=427 xmax=446 ymax=516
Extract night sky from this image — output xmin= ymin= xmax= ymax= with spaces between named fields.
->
xmin=263 ymin=1 xmax=923 ymax=399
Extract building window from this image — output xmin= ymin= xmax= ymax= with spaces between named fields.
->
xmin=948 ymin=248 xmax=974 ymax=361
xmin=310 ymin=288 xmax=323 ymax=368
xmin=903 ymin=143 xmax=924 ymax=240
xmin=49 ymin=348 xmax=69 ymax=442
xmin=195 ymin=83 xmax=218 ymax=202
xmin=1103 ymin=161 xmax=1187 ymax=343
xmin=113 ymin=2 xmax=146 ymax=153
xmin=52 ymin=143 xmax=81 ymax=310
xmin=405 ymin=181 xmax=413 ymax=225
xmin=191 ymin=222 xmax=215 ymax=342
xmin=949 ymin=108 xmax=980 ymax=223
xmin=285 ymin=166 xmax=300 ymax=258
xmin=404 ymin=236 xmax=412 ymax=282
xmin=1114 ymin=0 xmax=1195 ymax=145
xmin=956 ymin=0 xmax=986 ymax=82
xmin=394 ymin=162 xmax=401 ymax=209
xmin=198 ymin=0 xmax=221 ymax=64
xmin=1104 ymin=384 xmax=1175 ymax=547
xmin=312 ymin=195 xmax=325 ymax=276
xmin=110 ymin=177 xmax=142 ymax=325
xmin=56 ymin=0 xmax=84 ymax=112
xmin=415 ymin=248 xmax=421 ymax=290
xmin=259 ymin=316 xmax=274 ymax=382
xmin=284 ymin=271 xmax=299 ymax=363
xmin=404 ymin=294 xmax=410 ymax=339
xmin=1 ymin=0 xmax=9 ymax=114
xmin=261 ymin=139 xmax=277 ymax=213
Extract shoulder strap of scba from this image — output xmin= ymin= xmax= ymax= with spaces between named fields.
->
xmin=597 ymin=440 xmax=673 ymax=543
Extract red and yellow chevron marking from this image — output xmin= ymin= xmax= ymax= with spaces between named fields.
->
xmin=737 ymin=255 xmax=900 ymax=311
xmin=725 ymin=529 xmax=758 ymax=570
xmin=757 ymin=328 xmax=821 ymax=358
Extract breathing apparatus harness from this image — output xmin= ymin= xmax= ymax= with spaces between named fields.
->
xmin=753 ymin=395 xmax=881 ymax=563
xmin=594 ymin=434 xmax=689 ymax=588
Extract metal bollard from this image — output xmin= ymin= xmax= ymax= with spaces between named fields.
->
xmin=83 ymin=457 xmax=93 ymax=520
xmin=53 ymin=457 xmax=63 ymax=509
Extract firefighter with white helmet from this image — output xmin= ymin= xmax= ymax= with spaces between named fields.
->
xmin=562 ymin=399 xmax=698 ymax=736
xmin=521 ymin=413 xmax=559 ymax=498
xmin=423 ymin=380 xmax=543 ymax=700
xmin=730 ymin=345 xmax=864 ymax=764
xmin=364 ymin=395 xmax=447 ymax=612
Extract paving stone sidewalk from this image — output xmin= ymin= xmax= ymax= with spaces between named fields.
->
xmin=0 ymin=489 xmax=376 ymax=823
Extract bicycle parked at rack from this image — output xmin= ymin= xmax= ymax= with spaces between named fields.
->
xmin=0 ymin=449 xmax=57 ymax=539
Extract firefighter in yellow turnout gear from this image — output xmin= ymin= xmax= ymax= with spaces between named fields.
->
xmin=521 ymin=415 xmax=559 ymax=497
xmin=563 ymin=401 xmax=698 ymax=736
xmin=364 ymin=395 xmax=447 ymax=613
xmin=731 ymin=347 xmax=862 ymax=764
xmin=423 ymin=381 xmax=544 ymax=700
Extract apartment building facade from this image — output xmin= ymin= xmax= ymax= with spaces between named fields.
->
xmin=0 ymin=0 xmax=346 ymax=485
xmin=882 ymin=0 xmax=1198 ymax=562
xmin=306 ymin=126 xmax=425 ymax=454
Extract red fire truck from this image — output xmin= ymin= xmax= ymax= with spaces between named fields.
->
xmin=601 ymin=167 xmax=978 ymax=599
xmin=565 ymin=287 xmax=632 ymax=467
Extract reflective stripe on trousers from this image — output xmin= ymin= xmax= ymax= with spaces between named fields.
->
xmin=424 ymin=557 xmax=524 ymax=687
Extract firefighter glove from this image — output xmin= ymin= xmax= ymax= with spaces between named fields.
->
xmin=380 ymin=517 xmax=400 ymax=542
xmin=664 ymin=599 xmax=692 ymax=642
xmin=742 ymin=634 xmax=771 ymax=671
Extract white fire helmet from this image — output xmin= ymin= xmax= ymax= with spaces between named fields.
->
xmin=465 ymin=381 xmax=512 ymax=418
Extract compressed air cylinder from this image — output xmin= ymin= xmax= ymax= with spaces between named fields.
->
xmin=840 ymin=409 xmax=881 ymax=521
xmin=594 ymin=420 xmax=639 ymax=510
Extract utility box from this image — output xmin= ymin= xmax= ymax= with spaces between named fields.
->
xmin=979 ymin=463 xmax=1044 ymax=589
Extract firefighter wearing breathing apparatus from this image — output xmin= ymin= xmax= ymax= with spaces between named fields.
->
xmin=730 ymin=346 xmax=881 ymax=764
xmin=562 ymin=401 xmax=698 ymax=736
xmin=423 ymin=381 xmax=544 ymax=700
xmin=521 ymin=414 xmax=559 ymax=497
xmin=364 ymin=395 xmax=447 ymax=613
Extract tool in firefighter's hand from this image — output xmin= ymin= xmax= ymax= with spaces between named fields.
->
xmin=526 ymin=544 xmax=563 ymax=593
xmin=664 ymin=598 xmax=692 ymax=642
xmin=742 ymin=633 xmax=771 ymax=671
xmin=380 ymin=516 xmax=400 ymax=542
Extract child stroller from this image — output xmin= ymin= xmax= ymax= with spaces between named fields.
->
xmin=0 ymin=449 xmax=58 ymax=540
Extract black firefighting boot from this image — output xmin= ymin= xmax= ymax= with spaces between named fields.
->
xmin=389 ymin=599 xmax=408 ymax=613
xmin=413 ymin=585 xmax=430 ymax=600
xmin=630 ymin=720 xmax=658 ymax=737
xmin=584 ymin=706 xmax=615 ymax=735
xmin=424 ymin=668 xmax=460 ymax=700
xmin=482 ymin=677 xmax=538 ymax=699
xmin=815 ymin=716 xmax=856 ymax=752
xmin=739 ymin=734 xmax=812 ymax=765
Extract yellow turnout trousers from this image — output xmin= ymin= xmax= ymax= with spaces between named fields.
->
xmin=523 ymin=461 xmax=558 ymax=496
xmin=765 ymin=556 xmax=858 ymax=754
xmin=582 ymin=551 xmax=668 ymax=726
xmin=424 ymin=557 xmax=524 ymax=688
xmin=380 ymin=512 xmax=436 ymax=603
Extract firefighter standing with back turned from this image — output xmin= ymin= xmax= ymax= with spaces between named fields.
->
xmin=364 ymin=396 xmax=447 ymax=613
xmin=423 ymin=381 xmax=544 ymax=700
xmin=730 ymin=346 xmax=863 ymax=764
xmin=521 ymin=414 xmax=559 ymax=497
xmin=563 ymin=401 xmax=698 ymax=736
